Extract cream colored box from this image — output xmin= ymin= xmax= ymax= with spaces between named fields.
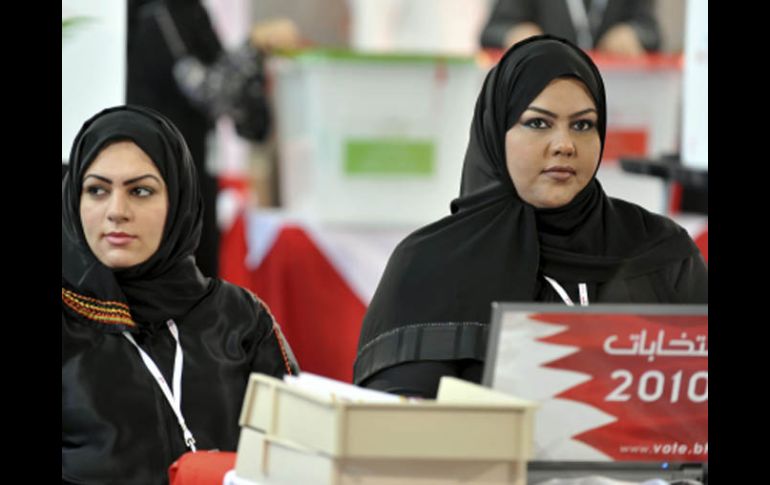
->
xmin=235 ymin=426 xmax=525 ymax=485
xmin=237 ymin=373 xmax=536 ymax=482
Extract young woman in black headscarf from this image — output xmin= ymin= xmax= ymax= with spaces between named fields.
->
xmin=354 ymin=35 xmax=707 ymax=399
xmin=62 ymin=105 xmax=298 ymax=485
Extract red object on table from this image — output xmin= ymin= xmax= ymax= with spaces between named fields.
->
xmin=168 ymin=451 xmax=236 ymax=485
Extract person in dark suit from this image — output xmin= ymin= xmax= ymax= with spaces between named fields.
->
xmin=481 ymin=0 xmax=661 ymax=56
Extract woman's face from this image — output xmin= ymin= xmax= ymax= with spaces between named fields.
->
xmin=504 ymin=78 xmax=601 ymax=208
xmin=80 ymin=141 xmax=168 ymax=269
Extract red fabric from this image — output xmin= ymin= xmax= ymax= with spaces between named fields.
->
xmin=168 ymin=451 xmax=236 ymax=485
xmin=249 ymin=226 xmax=367 ymax=383
xmin=218 ymin=176 xmax=251 ymax=288
xmin=217 ymin=172 xmax=366 ymax=382
xmin=219 ymin=211 xmax=251 ymax=289
xmin=694 ymin=228 xmax=708 ymax=263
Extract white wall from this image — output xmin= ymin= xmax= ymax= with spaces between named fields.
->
xmin=62 ymin=0 xmax=126 ymax=162
xmin=347 ymin=0 xmax=489 ymax=54
xmin=681 ymin=0 xmax=708 ymax=169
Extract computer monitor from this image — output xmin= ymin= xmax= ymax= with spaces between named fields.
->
xmin=483 ymin=304 xmax=708 ymax=483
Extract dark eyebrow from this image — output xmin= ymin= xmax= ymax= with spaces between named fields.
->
xmin=83 ymin=174 xmax=163 ymax=185
xmin=526 ymin=107 xmax=598 ymax=118
xmin=124 ymin=174 xmax=163 ymax=185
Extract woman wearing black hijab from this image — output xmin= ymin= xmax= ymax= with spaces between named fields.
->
xmin=354 ymin=35 xmax=707 ymax=399
xmin=62 ymin=105 xmax=298 ymax=484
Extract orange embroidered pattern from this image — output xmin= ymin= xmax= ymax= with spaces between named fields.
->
xmin=61 ymin=288 xmax=136 ymax=327
xmin=248 ymin=290 xmax=294 ymax=375
xmin=273 ymin=323 xmax=294 ymax=376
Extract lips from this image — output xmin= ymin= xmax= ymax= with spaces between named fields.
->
xmin=543 ymin=165 xmax=576 ymax=174
xmin=104 ymin=232 xmax=136 ymax=246
xmin=542 ymin=166 xmax=576 ymax=181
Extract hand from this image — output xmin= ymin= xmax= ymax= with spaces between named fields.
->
xmin=596 ymin=24 xmax=645 ymax=57
xmin=503 ymin=23 xmax=543 ymax=48
xmin=250 ymin=18 xmax=301 ymax=52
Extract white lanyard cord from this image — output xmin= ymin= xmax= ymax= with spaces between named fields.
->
xmin=578 ymin=282 xmax=589 ymax=307
xmin=544 ymin=276 xmax=589 ymax=307
xmin=122 ymin=320 xmax=197 ymax=451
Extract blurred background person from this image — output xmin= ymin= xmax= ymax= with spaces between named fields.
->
xmin=481 ymin=0 xmax=661 ymax=56
xmin=126 ymin=0 xmax=300 ymax=278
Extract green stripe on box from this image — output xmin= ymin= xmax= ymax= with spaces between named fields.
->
xmin=344 ymin=139 xmax=435 ymax=175
xmin=277 ymin=48 xmax=474 ymax=65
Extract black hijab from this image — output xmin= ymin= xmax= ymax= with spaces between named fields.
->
xmin=62 ymin=105 xmax=214 ymax=331
xmin=354 ymin=35 xmax=699 ymax=384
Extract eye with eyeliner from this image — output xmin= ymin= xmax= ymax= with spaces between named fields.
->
xmin=83 ymin=184 xmax=109 ymax=198
xmin=521 ymin=117 xmax=551 ymax=129
xmin=130 ymin=186 xmax=156 ymax=197
xmin=572 ymin=119 xmax=596 ymax=131
xmin=520 ymin=117 xmax=597 ymax=132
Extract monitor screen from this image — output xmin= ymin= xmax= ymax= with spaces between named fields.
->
xmin=483 ymin=303 xmax=708 ymax=464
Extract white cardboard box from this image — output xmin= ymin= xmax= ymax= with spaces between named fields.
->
xmin=236 ymin=427 xmax=524 ymax=485
xmin=236 ymin=373 xmax=536 ymax=484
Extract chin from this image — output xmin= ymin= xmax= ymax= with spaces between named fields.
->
xmin=97 ymin=252 xmax=146 ymax=270
xmin=101 ymin=259 xmax=138 ymax=269
xmin=533 ymin=193 xmax=577 ymax=209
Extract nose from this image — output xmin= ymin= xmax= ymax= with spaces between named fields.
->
xmin=551 ymin=128 xmax=576 ymax=157
xmin=107 ymin=192 xmax=131 ymax=223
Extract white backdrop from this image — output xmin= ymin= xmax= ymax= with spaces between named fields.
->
xmin=62 ymin=0 xmax=126 ymax=162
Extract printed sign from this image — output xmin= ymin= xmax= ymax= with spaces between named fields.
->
xmin=486 ymin=309 xmax=707 ymax=461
